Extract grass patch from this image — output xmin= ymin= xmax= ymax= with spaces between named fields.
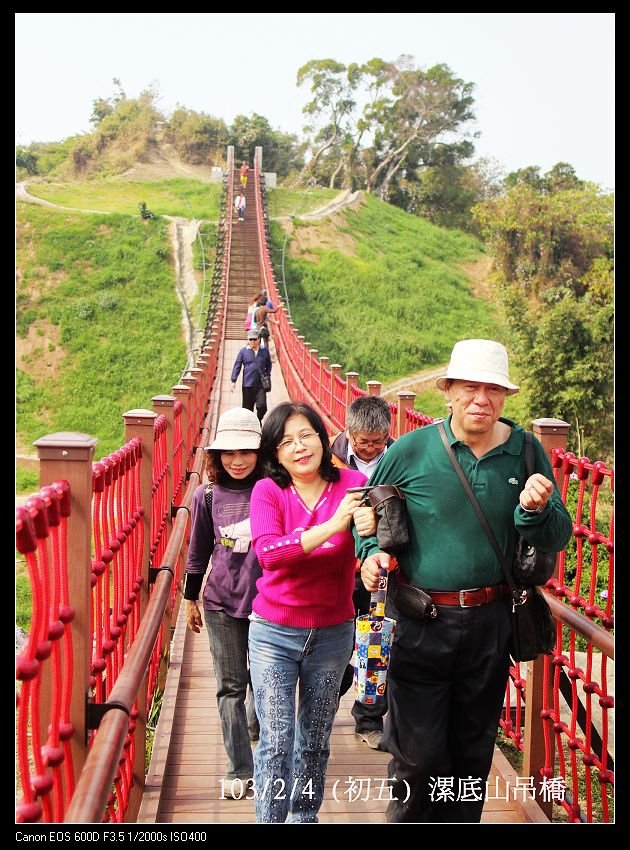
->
xmin=279 ymin=194 xmax=505 ymax=385
xmin=15 ymin=467 xmax=39 ymax=496
xmin=266 ymin=187 xmax=340 ymax=219
xmin=16 ymin=560 xmax=31 ymax=632
xmin=16 ymin=203 xmax=186 ymax=459
xmin=24 ymin=180 xmax=339 ymax=222
xmin=23 ymin=178 xmax=224 ymax=219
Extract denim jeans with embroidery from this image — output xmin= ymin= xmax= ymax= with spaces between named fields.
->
xmin=248 ymin=615 xmax=354 ymax=822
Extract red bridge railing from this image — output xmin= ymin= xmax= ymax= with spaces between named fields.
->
xmin=16 ymin=148 xmax=614 ymax=824
xmin=16 ymin=156 xmax=233 ymax=823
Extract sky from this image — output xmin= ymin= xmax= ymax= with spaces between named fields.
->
xmin=15 ymin=12 xmax=615 ymax=190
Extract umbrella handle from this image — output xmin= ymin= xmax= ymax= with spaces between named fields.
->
xmin=368 ymin=567 xmax=389 ymax=621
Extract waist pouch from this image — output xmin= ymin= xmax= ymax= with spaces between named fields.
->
xmin=391 ymin=574 xmax=437 ymax=620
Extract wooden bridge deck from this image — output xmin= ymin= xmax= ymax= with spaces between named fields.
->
xmin=139 ymin=577 xmax=546 ymax=825
xmin=138 ymin=247 xmax=547 ymax=825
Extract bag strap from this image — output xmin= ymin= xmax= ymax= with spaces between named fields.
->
xmin=249 ymin=350 xmax=267 ymax=382
xmin=436 ymin=421 xmax=519 ymax=598
xmin=523 ymin=430 xmax=535 ymax=478
xmin=203 ymin=483 xmax=216 ymax=545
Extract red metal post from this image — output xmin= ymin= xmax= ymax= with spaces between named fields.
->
xmin=122 ymin=409 xmax=157 ymax=821
xmin=34 ymin=432 xmax=98 ymax=787
xmin=523 ymin=418 xmax=570 ymax=818
xmin=396 ymin=392 xmax=416 ymax=438
xmin=366 ymin=381 xmax=382 ymax=396
xmin=345 ymin=372 xmax=359 ymax=412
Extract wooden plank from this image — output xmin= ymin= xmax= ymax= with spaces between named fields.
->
xmin=143 ymin=470 xmax=540 ymax=825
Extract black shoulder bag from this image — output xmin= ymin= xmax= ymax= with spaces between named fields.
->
xmin=512 ymin=432 xmax=557 ymax=586
xmin=251 ymin=352 xmax=271 ymax=392
xmin=437 ymin=422 xmax=555 ymax=662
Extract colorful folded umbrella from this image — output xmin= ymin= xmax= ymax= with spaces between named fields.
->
xmin=353 ymin=567 xmax=396 ymax=703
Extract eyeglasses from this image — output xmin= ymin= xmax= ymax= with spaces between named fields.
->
xmin=276 ymin=431 xmax=320 ymax=452
xmin=350 ymin=434 xmax=388 ymax=451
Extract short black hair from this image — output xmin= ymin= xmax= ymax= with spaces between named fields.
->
xmin=260 ymin=402 xmax=340 ymax=488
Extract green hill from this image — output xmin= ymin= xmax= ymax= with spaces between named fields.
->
xmin=16 ymin=179 xmax=516 ymax=493
xmin=276 ymin=193 xmax=520 ymax=419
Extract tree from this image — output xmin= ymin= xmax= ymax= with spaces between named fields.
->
xmin=362 ymin=59 xmax=476 ymax=199
xmin=228 ymin=114 xmax=303 ymax=177
xmin=296 ymin=56 xmax=476 ymax=199
xmin=16 ymin=146 xmax=39 ymax=175
xmin=166 ymin=108 xmax=228 ymax=165
xmin=473 ymin=165 xmax=613 ymax=460
xmin=296 ymin=59 xmax=356 ymax=181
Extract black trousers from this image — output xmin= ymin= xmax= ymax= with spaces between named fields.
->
xmin=350 ymin=574 xmax=389 ymax=732
xmin=384 ymin=597 xmax=512 ymax=823
xmin=242 ymin=385 xmax=267 ymax=423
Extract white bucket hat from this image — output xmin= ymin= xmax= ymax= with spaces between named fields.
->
xmin=207 ymin=408 xmax=262 ymax=451
xmin=435 ymin=339 xmax=519 ymax=395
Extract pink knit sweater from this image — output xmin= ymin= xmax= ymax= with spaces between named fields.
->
xmin=250 ymin=468 xmax=367 ymax=628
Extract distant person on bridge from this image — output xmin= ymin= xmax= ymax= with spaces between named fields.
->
xmin=234 ymin=189 xmax=246 ymax=222
xmin=240 ymin=160 xmax=250 ymax=189
xmin=183 ymin=407 xmax=264 ymax=800
xmin=357 ymin=339 xmax=572 ymax=823
xmin=330 ymin=394 xmax=395 ymax=751
xmin=231 ymin=329 xmax=272 ymax=424
xmin=248 ymin=401 xmax=377 ymax=823
xmin=251 ymin=295 xmax=279 ymax=348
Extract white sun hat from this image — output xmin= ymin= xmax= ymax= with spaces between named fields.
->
xmin=207 ymin=408 xmax=262 ymax=451
xmin=435 ymin=339 xmax=520 ymax=395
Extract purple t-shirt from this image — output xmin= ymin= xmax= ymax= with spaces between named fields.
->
xmin=185 ymin=483 xmax=261 ymax=618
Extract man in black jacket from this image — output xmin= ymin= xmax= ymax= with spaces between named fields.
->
xmin=231 ymin=330 xmax=272 ymax=423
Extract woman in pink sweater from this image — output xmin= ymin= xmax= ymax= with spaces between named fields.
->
xmin=248 ymin=401 xmax=375 ymax=822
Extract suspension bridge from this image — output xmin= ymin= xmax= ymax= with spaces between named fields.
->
xmin=15 ymin=147 xmax=614 ymax=827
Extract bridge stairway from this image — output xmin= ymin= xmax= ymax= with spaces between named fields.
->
xmin=225 ymin=171 xmax=264 ymax=340
xmin=137 ymin=167 xmax=549 ymax=824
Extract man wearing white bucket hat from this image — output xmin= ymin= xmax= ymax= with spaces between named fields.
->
xmin=357 ymin=339 xmax=572 ymax=823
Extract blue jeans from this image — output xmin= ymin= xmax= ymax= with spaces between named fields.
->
xmin=205 ymin=610 xmax=258 ymax=780
xmin=248 ymin=615 xmax=354 ymax=823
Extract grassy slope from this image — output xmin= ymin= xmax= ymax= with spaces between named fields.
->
xmin=16 ymin=203 xmax=186 ymax=463
xmin=16 ymin=183 xmax=516 ymax=474
xmin=279 ymin=193 xmax=523 ymax=420
xmin=24 ymin=180 xmax=339 ymax=219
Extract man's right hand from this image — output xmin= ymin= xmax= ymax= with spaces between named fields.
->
xmin=361 ymin=552 xmax=392 ymax=591
xmin=231 ymin=382 xmax=236 ymax=392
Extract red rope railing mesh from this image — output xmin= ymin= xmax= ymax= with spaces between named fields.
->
xmin=89 ymin=439 xmax=145 ymax=820
xmin=546 ymin=451 xmax=613 ymax=822
xmin=499 ymin=448 xmax=614 ymax=822
xmin=16 ymin=481 xmax=73 ymax=823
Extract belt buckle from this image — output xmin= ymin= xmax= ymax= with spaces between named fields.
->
xmin=459 ymin=587 xmax=482 ymax=607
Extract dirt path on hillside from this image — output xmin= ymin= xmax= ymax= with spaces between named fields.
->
xmin=16 ymin=182 xmax=108 ymax=214
xmin=170 ymin=218 xmax=200 ymax=356
xmin=380 ymin=366 xmax=447 ymax=400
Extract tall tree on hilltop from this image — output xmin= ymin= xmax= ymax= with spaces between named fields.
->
xmin=296 ymin=56 xmax=476 ymax=201
xmin=364 ymin=59 xmax=476 ymax=199
xmin=296 ymin=59 xmax=357 ymax=182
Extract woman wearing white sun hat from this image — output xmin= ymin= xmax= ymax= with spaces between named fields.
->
xmin=183 ymin=407 xmax=263 ymax=800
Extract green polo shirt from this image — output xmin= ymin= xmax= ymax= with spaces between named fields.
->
xmin=354 ymin=417 xmax=572 ymax=591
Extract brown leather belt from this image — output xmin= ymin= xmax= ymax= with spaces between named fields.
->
xmin=427 ymin=584 xmax=510 ymax=608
